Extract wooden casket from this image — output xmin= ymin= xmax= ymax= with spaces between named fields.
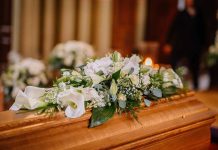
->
xmin=0 ymin=92 xmax=216 ymax=150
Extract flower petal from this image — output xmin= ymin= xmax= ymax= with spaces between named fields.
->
xmin=58 ymin=90 xmax=85 ymax=118
xmin=10 ymin=90 xmax=38 ymax=110
xmin=24 ymin=86 xmax=46 ymax=99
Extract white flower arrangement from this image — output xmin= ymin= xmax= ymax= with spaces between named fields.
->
xmin=49 ymin=41 xmax=95 ymax=70
xmin=10 ymin=52 xmax=185 ymax=128
xmin=208 ymin=31 xmax=218 ymax=66
xmin=1 ymin=58 xmax=48 ymax=99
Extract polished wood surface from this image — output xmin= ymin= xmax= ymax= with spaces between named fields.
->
xmin=0 ymin=92 xmax=216 ymax=150
xmin=196 ymin=89 xmax=218 ymax=128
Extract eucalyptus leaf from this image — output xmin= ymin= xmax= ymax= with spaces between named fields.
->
xmin=151 ymin=88 xmax=162 ymax=98
xmin=89 ymin=103 xmax=116 ymax=128
xmin=144 ymin=99 xmax=151 ymax=107
xmin=143 ymin=90 xmax=149 ymax=95
xmin=118 ymin=100 xmax=126 ymax=109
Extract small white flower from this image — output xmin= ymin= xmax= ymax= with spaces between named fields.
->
xmin=58 ymin=82 xmax=66 ymax=90
xmin=142 ymin=75 xmax=150 ymax=86
xmin=118 ymin=93 xmax=126 ymax=101
xmin=10 ymin=86 xmax=47 ymax=110
xmin=81 ymin=88 xmax=106 ymax=108
xmin=63 ymin=71 xmax=71 ymax=77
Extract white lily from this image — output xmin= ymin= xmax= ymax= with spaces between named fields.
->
xmin=10 ymin=86 xmax=47 ymax=111
xmin=58 ymin=89 xmax=85 ymax=118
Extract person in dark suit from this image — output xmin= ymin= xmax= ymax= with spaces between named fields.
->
xmin=164 ymin=0 xmax=205 ymax=89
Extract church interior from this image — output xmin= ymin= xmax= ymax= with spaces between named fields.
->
xmin=0 ymin=0 xmax=218 ymax=149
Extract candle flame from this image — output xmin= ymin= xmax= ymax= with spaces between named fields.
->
xmin=144 ymin=57 xmax=153 ymax=66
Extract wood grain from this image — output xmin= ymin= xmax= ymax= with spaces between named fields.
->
xmin=0 ymin=92 xmax=215 ymax=150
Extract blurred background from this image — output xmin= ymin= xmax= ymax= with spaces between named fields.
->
xmin=0 ymin=0 xmax=218 ymax=111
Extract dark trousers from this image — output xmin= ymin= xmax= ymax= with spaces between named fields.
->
xmin=171 ymin=52 xmax=200 ymax=89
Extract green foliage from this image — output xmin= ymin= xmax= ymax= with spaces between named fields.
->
xmin=207 ymin=53 xmax=218 ymax=67
xmin=89 ymin=103 xmax=116 ymax=128
xmin=162 ymin=86 xmax=178 ymax=97
xmin=112 ymin=69 xmax=121 ymax=81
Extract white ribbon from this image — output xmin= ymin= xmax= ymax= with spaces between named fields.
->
xmin=10 ymin=86 xmax=46 ymax=111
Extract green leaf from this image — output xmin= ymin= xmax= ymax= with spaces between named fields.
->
xmin=89 ymin=103 xmax=116 ymax=128
xmin=112 ymin=69 xmax=121 ymax=80
xmin=162 ymin=86 xmax=177 ymax=97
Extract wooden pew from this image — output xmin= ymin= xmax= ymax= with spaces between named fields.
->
xmin=0 ymin=92 xmax=216 ymax=150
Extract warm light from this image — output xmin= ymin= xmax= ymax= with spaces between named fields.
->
xmin=153 ymin=64 xmax=160 ymax=69
xmin=144 ymin=57 xmax=153 ymax=66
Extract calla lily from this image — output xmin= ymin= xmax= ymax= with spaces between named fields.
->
xmin=10 ymin=86 xmax=47 ymax=111
xmin=58 ymin=89 xmax=85 ymax=118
